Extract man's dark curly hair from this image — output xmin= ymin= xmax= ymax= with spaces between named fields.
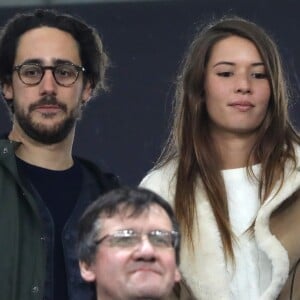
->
xmin=0 ymin=8 xmax=109 ymax=105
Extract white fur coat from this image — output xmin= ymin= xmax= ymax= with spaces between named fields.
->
xmin=140 ymin=153 xmax=300 ymax=300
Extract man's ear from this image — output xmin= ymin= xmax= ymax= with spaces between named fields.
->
xmin=82 ymin=81 xmax=92 ymax=104
xmin=2 ymin=83 xmax=13 ymax=100
xmin=79 ymin=261 xmax=96 ymax=282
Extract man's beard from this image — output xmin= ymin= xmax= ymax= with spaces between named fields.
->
xmin=14 ymin=95 xmax=82 ymax=145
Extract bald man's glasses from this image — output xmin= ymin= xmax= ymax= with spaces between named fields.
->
xmin=95 ymin=229 xmax=179 ymax=249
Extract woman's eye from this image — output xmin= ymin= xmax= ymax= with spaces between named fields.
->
xmin=252 ymin=73 xmax=268 ymax=79
xmin=216 ymin=71 xmax=233 ymax=77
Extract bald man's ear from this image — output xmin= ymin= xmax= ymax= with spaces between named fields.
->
xmin=79 ymin=261 xmax=96 ymax=282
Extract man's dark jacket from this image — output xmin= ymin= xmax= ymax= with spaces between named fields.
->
xmin=0 ymin=139 xmax=119 ymax=300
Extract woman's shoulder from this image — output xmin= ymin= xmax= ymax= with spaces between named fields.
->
xmin=139 ymin=160 xmax=178 ymax=202
xmin=140 ymin=160 xmax=177 ymax=185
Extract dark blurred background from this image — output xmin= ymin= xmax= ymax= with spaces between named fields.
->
xmin=0 ymin=0 xmax=299 ymax=185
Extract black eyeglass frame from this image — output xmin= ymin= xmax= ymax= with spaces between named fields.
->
xmin=13 ymin=63 xmax=86 ymax=87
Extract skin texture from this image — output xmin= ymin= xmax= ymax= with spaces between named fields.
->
xmin=204 ymin=35 xmax=271 ymax=169
xmin=2 ymin=27 xmax=92 ymax=170
xmin=80 ymin=204 xmax=181 ymax=300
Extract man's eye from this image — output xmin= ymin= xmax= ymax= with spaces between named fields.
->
xmin=22 ymin=67 xmax=41 ymax=77
xmin=110 ymin=236 xmax=138 ymax=247
xmin=56 ymin=67 xmax=75 ymax=78
xmin=151 ymin=236 xmax=170 ymax=247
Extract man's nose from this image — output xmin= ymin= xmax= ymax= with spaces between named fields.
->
xmin=39 ymin=70 xmax=57 ymax=95
xmin=132 ymin=235 xmax=156 ymax=260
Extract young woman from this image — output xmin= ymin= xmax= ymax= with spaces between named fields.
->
xmin=140 ymin=16 xmax=300 ymax=299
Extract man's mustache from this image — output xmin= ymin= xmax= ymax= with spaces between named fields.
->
xmin=29 ymin=95 xmax=67 ymax=113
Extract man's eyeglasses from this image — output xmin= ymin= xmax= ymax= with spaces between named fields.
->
xmin=95 ymin=229 xmax=179 ymax=249
xmin=13 ymin=63 xmax=86 ymax=87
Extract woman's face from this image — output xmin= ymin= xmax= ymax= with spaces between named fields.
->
xmin=204 ymin=35 xmax=271 ymax=138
